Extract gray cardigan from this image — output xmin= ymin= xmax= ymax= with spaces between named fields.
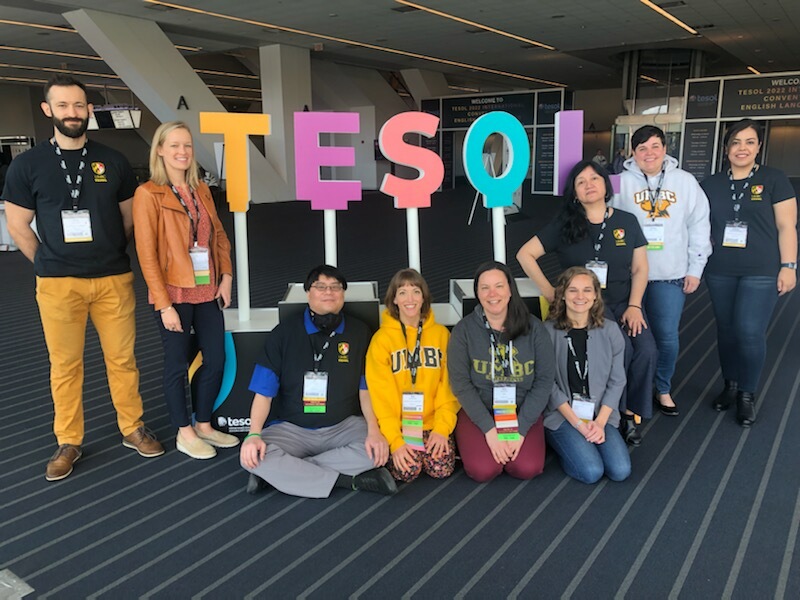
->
xmin=542 ymin=319 xmax=626 ymax=431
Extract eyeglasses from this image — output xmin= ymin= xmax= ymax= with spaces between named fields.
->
xmin=310 ymin=283 xmax=344 ymax=293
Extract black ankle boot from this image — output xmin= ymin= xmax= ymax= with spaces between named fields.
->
xmin=712 ymin=380 xmax=738 ymax=411
xmin=736 ymin=391 xmax=756 ymax=427
xmin=619 ymin=415 xmax=642 ymax=447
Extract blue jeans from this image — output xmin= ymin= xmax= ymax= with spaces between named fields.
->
xmin=705 ymin=274 xmax=779 ymax=393
xmin=645 ymin=279 xmax=686 ymax=394
xmin=545 ymin=421 xmax=631 ymax=484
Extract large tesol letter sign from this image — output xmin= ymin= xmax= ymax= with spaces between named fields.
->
xmin=378 ymin=111 xmax=444 ymax=208
xmin=463 ymin=111 xmax=530 ymax=209
xmin=294 ymin=112 xmax=362 ymax=210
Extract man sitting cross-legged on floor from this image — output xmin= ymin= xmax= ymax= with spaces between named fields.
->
xmin=240 ymin=264 xmax=396 ymax=498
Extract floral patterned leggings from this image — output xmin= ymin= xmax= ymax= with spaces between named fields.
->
xmin=386 ymin=430 xmax=456 ymax=483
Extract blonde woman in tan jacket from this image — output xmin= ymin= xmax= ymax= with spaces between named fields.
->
xmin=133 ymin=121 xmax=238 ymax=459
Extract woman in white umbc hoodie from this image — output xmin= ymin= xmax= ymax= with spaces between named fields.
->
xmin=613 ymin=125 xmax=711 ymax=417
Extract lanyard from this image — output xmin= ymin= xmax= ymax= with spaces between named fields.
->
xmin=170 ymin=185 xmax=201 ymax=246
xmin=728 ymin=166 xmax=756 ymax=223
xmin=643 ymin=168 xmax=666 ymax=220
xmin=400 ymin=320 xmax=424 ymax=387
xmin=481 ymin=312 xmax=513 ymax=381
xmin=591 ymin=207 xmax=610 ymax=261
xmin=53 ymin=140 xmax=87 ymax=211
xmin=566 ymin=331 xmax=589 ymax=396
xmin=310 ymin=328 xmax=337 ymax=372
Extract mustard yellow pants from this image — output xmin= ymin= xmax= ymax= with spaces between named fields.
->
xmin=35 ymin=272 xmax=144 ymax=445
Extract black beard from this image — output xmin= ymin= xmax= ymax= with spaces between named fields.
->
xmin=53 ymin=115 xmax=89 ymax=139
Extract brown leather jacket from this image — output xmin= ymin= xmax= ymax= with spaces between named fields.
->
xmin=132 ymin=180 xmax=232 ymax=311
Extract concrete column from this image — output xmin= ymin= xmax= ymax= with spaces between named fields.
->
xmin=259 ymin=44 xmax=312 ymax=194
xmin=64 ymin=8 xmax=289 ymax=203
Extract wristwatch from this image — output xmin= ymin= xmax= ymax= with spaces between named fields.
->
xmin=780 ymin=262 xmax=797 ymax=269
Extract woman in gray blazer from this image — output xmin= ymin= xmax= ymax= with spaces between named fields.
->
xmin=543 ymin=267 xmax=631 ymax=484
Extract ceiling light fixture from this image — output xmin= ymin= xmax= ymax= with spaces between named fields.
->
xmin=0 ymin=47 xmax=256 ymax=81
xmin=143 ymin=0 xmax=565 ymax=86
xmin=0 ymin=19 xmax=74 ymax=33
xmin=207 ymin=83 xmax=261 ymax=93
xmin=747 ymin=66 xmax=761 ymax=75
xmin=448 ymin=84 xmax=480 ymax=93
xmin=394 ymin=1 xmax=556 ymax=50
xmin=0 ymin=45 xmax=102 ymax=61
xmin=0 ymin=20 xmax=203 ymax=53
xmin=194 ymin=68 xmax=259 ymax=80
xmin=0 ymin=62 xmax=119 ymax=79
xmin=215 ymin=94 xmax=262 ymax=102
xmin=0 ymin=75 xmax=47 ymax=85
xmin=639 ymin=0 xmax=697 ymax=35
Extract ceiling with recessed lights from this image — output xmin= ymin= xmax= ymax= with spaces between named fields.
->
xmin=0 ymin=0 xmax=797 ymax=106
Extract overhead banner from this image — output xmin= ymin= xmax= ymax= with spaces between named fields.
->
xmin=441 ymin=93 xmax=535 ymax=129
xmin=721 ymin=75 xmax=800 ymax=118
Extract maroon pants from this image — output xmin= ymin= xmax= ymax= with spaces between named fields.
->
xmin=455 ymin=409 xmax=545 ymax=483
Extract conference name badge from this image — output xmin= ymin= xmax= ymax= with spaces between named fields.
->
xmin=722 ymin=221 xmax=748 ymax=248
xmin=571 ymin=394 xmax=595 ymax=423
xmin=585 ymin=260 xmax=608 ymax=289
xmin=493 ymin=383 xmax=520 ymax=441
xmin=642 ymin=222 xmax=665 ymax=251
xmin=189 ymin=246 xmax=210 ymax=284
xmin=61 ymin=209 xmax=93 ymax=243
xmin=401 ymin=391 xmax=425 ymax=450
xmin=302 ymin=371 xmax=328 ymax=413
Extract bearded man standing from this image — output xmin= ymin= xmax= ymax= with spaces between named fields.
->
xmin=1 ymin=75 xmax=164 ymax=482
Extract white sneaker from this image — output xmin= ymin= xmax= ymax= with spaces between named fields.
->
xmin=176 ymin=431 xmax=216 ymax=459
xmin=196 ymin=428 xmax=240 ymax=448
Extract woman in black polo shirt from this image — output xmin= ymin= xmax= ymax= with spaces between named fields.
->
xmin=700 ymin=119 xmax=797 ymax=427
xmin=517 ymin=160 xmax=657 ymax=445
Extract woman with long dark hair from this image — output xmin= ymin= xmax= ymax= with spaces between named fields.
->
xmin=700 ymin=118 xmax=797 ymax=426
xmin=448 ymin=261 xmax=554 ymax=482
xmin=517 ymin=160 xmax=657 ymax=446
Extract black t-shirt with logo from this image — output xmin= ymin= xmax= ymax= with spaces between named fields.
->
xmin=700 ymin=165 xmax=796 ymax=277
xmin=1 ymin=139 xmax=138 ymax=278
xmin=259 ymin=310 xmax=371 ymax=429
xmin=537 ymin=208 xmax=647 ymax=306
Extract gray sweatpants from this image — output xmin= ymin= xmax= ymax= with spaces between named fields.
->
xmin=243 ymin=415 xmax=375 ymax=498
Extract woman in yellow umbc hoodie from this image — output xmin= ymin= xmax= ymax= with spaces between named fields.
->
xmin=366 ymin=269 xmax=461 ymax=483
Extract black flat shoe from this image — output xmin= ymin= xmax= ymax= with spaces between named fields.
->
xmin=654 ymin=392 xmax=679 ymax=416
